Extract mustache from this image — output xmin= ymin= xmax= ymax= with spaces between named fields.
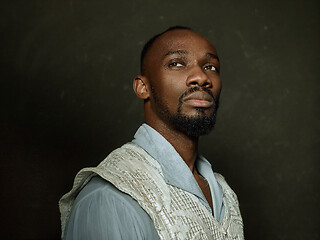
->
xmin=178 ymin=87 xmax=218 ymax=104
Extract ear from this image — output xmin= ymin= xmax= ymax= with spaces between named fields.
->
xmin=133 ymin=75 xmax=150 ymax=100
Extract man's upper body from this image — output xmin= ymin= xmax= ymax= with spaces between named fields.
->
xmin=62 ymin=124 xmax=228 ymax=239
xmin=60 ymin=26 xmax=244 ymax=239
xmin=60 ymin=124 xmax=243 ymax=239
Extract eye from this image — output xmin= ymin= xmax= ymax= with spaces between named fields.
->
xmin=168 ymin=62 xmax=184 ymax=67
xmin=204 ymin=65 xmax=217 ymax=71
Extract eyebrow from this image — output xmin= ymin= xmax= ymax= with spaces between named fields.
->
xmin=163 ymin=50 xmax=220 ymax=62
xmin=206 ymin=53 xmax=220 ymax=62
xmin=164 ymin=50 xmax=188 ymax=57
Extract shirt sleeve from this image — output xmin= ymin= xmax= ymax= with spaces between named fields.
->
xmin=63 ymin=177 xmax=160 ymax=240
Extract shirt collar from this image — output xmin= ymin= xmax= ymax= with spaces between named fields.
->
xmin=131 ymin=123 xmax=212 ymax=210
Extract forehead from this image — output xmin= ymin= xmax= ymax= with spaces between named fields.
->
xmin=149 ymin=29 xmax=217 ymax=59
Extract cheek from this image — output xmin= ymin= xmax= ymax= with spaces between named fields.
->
xmin=157 ymin=86 xmax=182 ymax=104
xmin=155 ymin=77 xmax=186 ymax=100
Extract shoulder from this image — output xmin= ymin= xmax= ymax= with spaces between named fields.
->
xmin=73 ymin=176 xmax=152 ymax=220
xmin=96 ymin=142 xmax=161 ymax=175
xmin=74 ymin=176 xmax=137 ymax=206
xmin=64 ymin=176 xmax=159 ymax=240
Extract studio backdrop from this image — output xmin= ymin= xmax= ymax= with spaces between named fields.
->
xmin=1 ymin=0 xmax=319 ymax=239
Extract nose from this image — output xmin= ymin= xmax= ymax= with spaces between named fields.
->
xmin=186 ymin=66 xmax=212 ymax=88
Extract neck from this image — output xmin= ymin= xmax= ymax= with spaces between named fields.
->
xmin=146 ymin=119 xmax=199 ymax=172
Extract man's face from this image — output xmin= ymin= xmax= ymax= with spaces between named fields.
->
xmin=144 ymin=30 xmax=222 ymax=137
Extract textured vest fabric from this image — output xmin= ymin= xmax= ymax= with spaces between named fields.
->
xmin=59 ymin=143 xmax=244 ymax=239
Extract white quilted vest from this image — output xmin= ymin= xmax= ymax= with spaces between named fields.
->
xmin=59 ymin=143 xmax=244 ymax=239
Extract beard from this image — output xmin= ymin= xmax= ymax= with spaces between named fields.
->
xmin=151 ymin=86 xmax=219 ymax=138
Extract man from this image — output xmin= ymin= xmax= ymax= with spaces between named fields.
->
xmin=59 ymin=26 xmax=244 ymax=240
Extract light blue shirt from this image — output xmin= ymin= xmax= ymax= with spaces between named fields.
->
xmin=63 ymin=124 xmax=225 ymax=240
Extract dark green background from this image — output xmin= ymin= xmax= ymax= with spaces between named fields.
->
xmin=1 ymin=0 xmax=319 ymax=239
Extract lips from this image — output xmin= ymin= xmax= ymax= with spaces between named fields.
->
xmin=182 ymin=91 xmax=214 ymax=108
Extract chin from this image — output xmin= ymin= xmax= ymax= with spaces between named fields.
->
xmin=170 ymin=111 xmax=216 ymax=138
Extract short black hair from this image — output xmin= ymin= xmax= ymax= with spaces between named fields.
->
xmin=140 ymin=26 xmax=193 ymax=75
